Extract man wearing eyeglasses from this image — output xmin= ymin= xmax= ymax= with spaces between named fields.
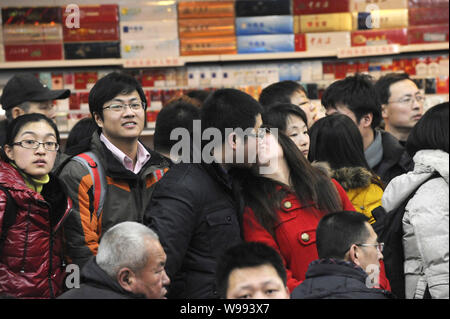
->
xmin=291 ymin=211 xmax=394 ymax=299
xmin=57 ymin=72 xmax=170 ymax=269
xmin=0 ymin=73 xmax=70 ymax=147
xmin=375 ymin=73 xmax=424 ymax=145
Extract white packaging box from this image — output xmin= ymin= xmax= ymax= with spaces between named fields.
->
xmin=120 ymin=20 xmax=178 ymax=41
xmin=306 ymin=32 xmax=351 ymax=51
xmin=311 ymin=61 xmax=323 ymax=82
xmin=119 ymin=1 xmax=177 ymax=21
xmin=300 ymin=62 xmax=313 ymax=83
xmin=210 ymin=66 xmax=223 ymax=87
xmin=290 ymin=63 xmax=303 ymax=82
xmin=187 ymin=66 xmax=200 ymax=88
xmin=121 ymin=39 xmax=179 ymax=59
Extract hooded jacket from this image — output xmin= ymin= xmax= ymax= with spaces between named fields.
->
xmin=57 ymin=257 xmax=145 ymax=299
xmin=382 ymin=149 xmax=449 ymax=299
xmin=313 ymin=162 xmax=383 ymax=224
xmin=0 ymin=160 xmax=72 ymax=298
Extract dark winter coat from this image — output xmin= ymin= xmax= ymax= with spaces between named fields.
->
xmin=291 ymin=258 xmax=394 ymax=299
xmin=144 ymin=162 xmax=243 ymax=299
xmin=0 ymin=160 xmax=72 ymax=298
xmin=374 ymin=130 xmax=414 ymax=185
xmin=58 ymin=257 xmax=145 ymax=299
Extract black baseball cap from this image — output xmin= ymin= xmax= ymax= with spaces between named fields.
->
xmin=1 ymin=73 xmax=71 ymax=111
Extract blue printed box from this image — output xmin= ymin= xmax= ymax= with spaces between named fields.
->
xmin=237 ymin=34 xmax=294 ymax=53
xmin=235 ymin=16 xmax=294 ymax=35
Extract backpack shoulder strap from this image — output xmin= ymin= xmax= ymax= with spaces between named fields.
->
xmin=72 ymin=152 xmax=107 ymax=218
xmin=0 ymin=185 xmax=18 ymax=254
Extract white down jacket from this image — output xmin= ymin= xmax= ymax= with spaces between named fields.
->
xmin=382 ymin=149 xmax=449 ymax=299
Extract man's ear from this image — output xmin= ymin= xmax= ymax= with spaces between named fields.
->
xmin=381 ymin=104 xmax=389 ymax=120
xmin=227 ymin=132 xmax=237 ymax=151
xmin=11 ymin=106 xmax=26 ymax=119
xmin=93 ymin=112 xmax=104 ymax=129
xmin=117 ymin=268 xmax=136 ymax=292
xmin=347 ymin=244 xmax=361 ymax=267
xmin=359 ymin=113 xmax=373 ymax=129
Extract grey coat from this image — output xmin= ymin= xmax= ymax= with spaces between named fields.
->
xmin=382 ymin=150 xmax=449 ymax=299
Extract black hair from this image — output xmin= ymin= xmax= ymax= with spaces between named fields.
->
xmin=259 ymin=81 xmax=307 ymax=111
xmin=154 ymin=98 xmax=201 ymax=154
xmin=321 ymin=73 xmax=381 ymax=129
xmin=64 ymin=117 xmax=98 ymax=156
xmin=374 ymin=72 xmax=411 ymax=105
xmin=1 ymin=113 xmax=60 ymax=161
xmin=238 ymin=129 xmax=342 ymax=236
xmin=88 ymin=72 xmax=147 ymax=122
xmin=262 ymin=103 xmax=308 ymax=131
xmin=216 ymin=242 xmax=287 ymax=298
xmin=406 ymin=102 xmax=449 ymax=157
xmin=309 ymin=114 xmax=370 ymax=170
xmin=185 ymin=90 xmax=211 ymax=106
xmin=316 ymin=211 xmax=370 ymax=260
xmin=201 ymin=88 xmax=263 ymax=146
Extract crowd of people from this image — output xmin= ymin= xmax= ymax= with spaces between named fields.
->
xmin=0 ymin=71 xmax=448 ymax=300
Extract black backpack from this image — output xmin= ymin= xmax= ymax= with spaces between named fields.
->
xmin=0 ymin=185 xmax=18 ymax=256
xmin=372 ymin=173 xmax=439 ymax=299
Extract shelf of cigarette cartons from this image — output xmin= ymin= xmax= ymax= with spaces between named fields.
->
xmin=0 ymin=42 xmax=448 ymax=70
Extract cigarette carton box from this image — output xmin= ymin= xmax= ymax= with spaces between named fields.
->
xmin=237 ymin=34 xmax=295 ymax=53
xmin=236 ymin=16 xmax=294 ymax=35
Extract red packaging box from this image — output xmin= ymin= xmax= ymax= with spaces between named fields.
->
xmin=63 ymin=22 xmax=119 ymax=42
xmin=69 ymin=93 xmax=80 ymax=110
xmin=334 ymin=62 xmax=348 ymax=79
xmin=408 ymin=0 xmax=449 ymax=8
xmin=351 ymin=29 xmax=408 ymax=46
xmin=409 ymin=8 xmax=449 ymax=25
xmin=4 ymin=43 xmax=62 ymax=61
xmin=74 ymin=72 xmax=87 ymax=90
xmin=295 ymin=34 xmax=307 ymax=51
xmin=62 ymin=4 xmax=119 ymax=24
xmin=408 ymin=25 xmax=449 ymax=44
xmin=436 ymin=76 xmax=449 ymax=94
xmin=2 ymin=7 xmax=62 ymax=25
xmin=357 ymin=61 xmax=369 ymax=73
xmin=293 ymin=0 xmax=350 ymax=14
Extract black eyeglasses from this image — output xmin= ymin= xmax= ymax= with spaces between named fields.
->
xmin=356 ymin=242 xmax=384 ymax=253
xmin=12 ymin=140 xmax=59 ymax=151
xmin=103 ymin=102 xmax=146 ymax=112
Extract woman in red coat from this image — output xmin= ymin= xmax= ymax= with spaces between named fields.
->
xmin=239 ymin=127 xmax=356 ymax=292
xmin=0 ymin=114 xmax=72 ymax=298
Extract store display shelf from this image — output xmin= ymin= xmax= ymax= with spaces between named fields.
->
xmin=0 ymin=43 xmax=448 ymax=70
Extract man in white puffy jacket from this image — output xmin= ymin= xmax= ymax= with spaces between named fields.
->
xmin=382 ymin=102 xmax=449 ymax=299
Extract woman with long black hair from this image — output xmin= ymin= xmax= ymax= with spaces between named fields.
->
xmin=238 ymin=126 xmax=355 ymax=292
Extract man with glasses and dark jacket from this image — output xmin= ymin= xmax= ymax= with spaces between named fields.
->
xmin=291 ymin=211 xmax=394 ymax=299
xmin=322 ymin=73 xmax=413 ymax=185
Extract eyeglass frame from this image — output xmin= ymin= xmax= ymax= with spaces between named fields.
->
xmin=102 ymin=101 xmax=146 ymax=112
xmin=12 ymin=139 xmax=60 ymax=151
xmin=355 ymin=242 xmax=384 ymax=253
xmin=388 ymin=94 xmax=425 ymax=106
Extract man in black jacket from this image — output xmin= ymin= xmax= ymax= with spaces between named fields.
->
xmin=144 ymin=89 xmax=263 ymax=299
xmin=291 ymin=211 xmax=394 ymax=299
xmin=322 ymin=74 xmax=413 ymax=185
xmin=59 ymin=222 xmax=170 ymax=299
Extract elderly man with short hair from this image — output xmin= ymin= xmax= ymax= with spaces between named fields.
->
xmin=58 ymin=222 xmax=170 ymax=299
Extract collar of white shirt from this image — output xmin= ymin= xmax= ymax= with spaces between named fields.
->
xmin=100 ymin=133 xmax=151 ymax=174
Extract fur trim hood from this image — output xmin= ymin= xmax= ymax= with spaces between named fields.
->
xmin=311 ymin=162 xmax=372 ymax=191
